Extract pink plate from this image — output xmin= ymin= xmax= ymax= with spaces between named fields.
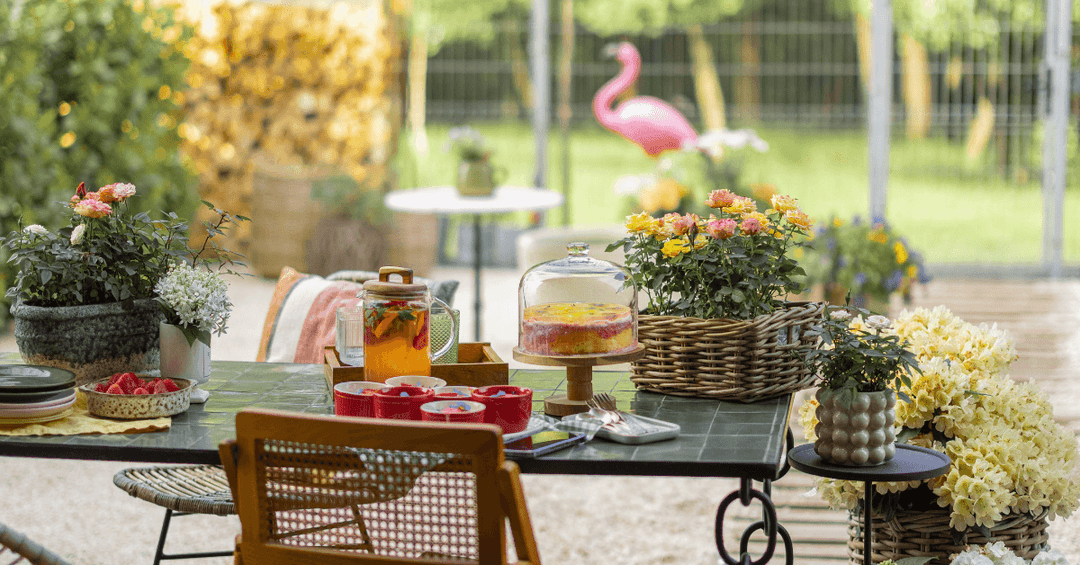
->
xmin=0 ymin=389 xmax=76 ymax=411
xmin=0 ymin=393 xmax=76 ymax=419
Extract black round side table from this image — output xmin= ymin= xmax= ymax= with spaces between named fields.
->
xmin=788 ymin=443 xmax=950 ymax=565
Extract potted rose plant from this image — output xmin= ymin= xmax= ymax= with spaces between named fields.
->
xmin=607 ymin=189 xmax=824 ymax=402
xmin=2 ymin=182 xmax=245 ymax=384
xmin=799 ymin=306 xmax=1080 ymax=564
xmin=804 ymin=306 xmax=920 ymax=466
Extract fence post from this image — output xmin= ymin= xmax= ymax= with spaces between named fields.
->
xmin=1041 ymin=0 xmax=1071 ymax=278
xmin=531 ymin=0 xmax=551 ymax=192
xmin=867 ymin=0 xmax=893 ymax=222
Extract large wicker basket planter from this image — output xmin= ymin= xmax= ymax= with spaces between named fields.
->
xmin=630 ymin=301 xmax=824 ymax=402
xmin=846 ymin=507 xmax=1049 ymax=565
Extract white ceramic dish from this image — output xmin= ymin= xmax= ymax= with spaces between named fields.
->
xmin=0 ymin=394 xmax=76 ymax=418
xmin=385 ymin=375 xmax=447 ymax=389
xmin=80 ymin=378 xmax=193 ymax=420
xmin=562 ymin=412 xmax=680 ymax=445
xmin=0 ymin=389 xmax=76 ymax=411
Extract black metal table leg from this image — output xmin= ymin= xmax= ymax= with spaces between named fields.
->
xmin=863 ymin=480 xmax=873 ymax=565
xmin=714 ymin=477 xmax=792 ymax=565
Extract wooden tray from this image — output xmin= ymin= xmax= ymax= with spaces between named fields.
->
xmin=323 ymin=344 xmax=509 ymax=390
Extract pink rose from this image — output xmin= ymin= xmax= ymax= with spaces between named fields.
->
xmin=740 ymin=216 xmax=762 ymax=235
xmin=670 ymin=214 xmax=695 ymax=236
xmin=98 ymin=182 xmax=136 ymax=203
xmin=706 ymin=189 xmax=736 ymax=209
xmin=74 ymin=198 xmax=112 ymax=219
xmin=705 ymin=218 xmax=737 ymax=240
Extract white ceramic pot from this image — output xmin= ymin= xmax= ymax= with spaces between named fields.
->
xmin=159 ymin=322 xmax=211 ymax=403
xmin=814 ymin=388 xmax=897 ymax=466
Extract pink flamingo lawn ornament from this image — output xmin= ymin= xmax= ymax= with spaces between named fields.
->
xmin=592 ymin=42 xmax=698 ymax=157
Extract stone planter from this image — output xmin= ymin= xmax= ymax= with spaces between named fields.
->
xmin=11 ymin=298 xmax=162 ymax=386
xmin=814 ymin=388 xmax=897 ymax=466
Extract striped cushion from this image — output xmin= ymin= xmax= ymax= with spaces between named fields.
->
xmin=257 ymin=267 xmax=459 ymax=364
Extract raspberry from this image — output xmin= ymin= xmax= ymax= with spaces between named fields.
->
xmin=116 ymin=374 xmax=139 ymax=395
xmin=94 ymin=383 xmax=109 ymax=393
xmin=132 ymin=387 xmax=150 ymax=395
xmin=152 ymin=380 xmax=169 ymax=394
xmin=160 ymin=379 xmax=180 ymax=392
xmin=106 ymin=372 xmax=134 ymax=388
xmin=105 ymin=383 xmax=124 ymax=395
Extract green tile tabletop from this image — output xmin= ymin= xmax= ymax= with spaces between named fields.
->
xmin=0 ymin=360 xmax=793 ymax=481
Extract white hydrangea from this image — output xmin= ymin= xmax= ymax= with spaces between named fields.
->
xmin=948 ymin=543 xmax=1070 ymax=565
xmin=154 ymin=262 xmax=232 ymax=338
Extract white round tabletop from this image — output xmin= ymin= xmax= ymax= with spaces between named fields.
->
xmin=384 ymin=186 xmax=564 ymax=215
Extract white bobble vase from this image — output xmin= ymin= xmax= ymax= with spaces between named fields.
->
xmin=813 ymin=387 xmax=896 ymax=466
xmin=159 ymin=322 xmax=211 ymax=403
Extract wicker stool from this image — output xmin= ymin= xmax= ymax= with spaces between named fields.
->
xmin=113 ymin=465 xmax=236 ymax=565
xmin=0 ymin=521 xmax=73 ymax=565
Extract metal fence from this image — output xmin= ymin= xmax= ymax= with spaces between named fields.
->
xmin=425 ymin=1 xmax=1074 ymax=183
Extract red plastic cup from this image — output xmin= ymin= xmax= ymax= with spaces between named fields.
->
xmin=373 ymin=385 xmax=435 ymax=420
xmin=471 ymin=385 xmax=533 ymax=433
xmin=421 ymin=400 xmax=486 ymax=423
xmin=334 ymin=381 xmax=388 ymax=417
xmin=433 ymin=385 xmax=475 ymax=400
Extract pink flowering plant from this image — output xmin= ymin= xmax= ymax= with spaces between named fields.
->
xmin=607 ymin=189 xmax=813 ymax=320
xmin=2 ymin=182 xmax=246 ymax=308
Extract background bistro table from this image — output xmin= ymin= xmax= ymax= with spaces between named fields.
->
xmin=0 ymin=360 xmax=797 ymax=564
xmin=384 ymin=185 xmax=563 ymax=341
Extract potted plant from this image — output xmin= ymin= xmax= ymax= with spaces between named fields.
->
xmin=800 ymin=215 xmax=931 ymax=313
xmin=155 ymin=261 xmax=233 ymax=403
xmin=445 ymin=126 xmax=501 ymax=197
xmin=804 ymin=305 xmax=920 ymax=466
xmin=2 ymin=182 xmax=245 ymax=384
xmin=607 ymin=189 xmax=824 ymax=402
xmin=799 ymin=306 xmax=1080 ymax=563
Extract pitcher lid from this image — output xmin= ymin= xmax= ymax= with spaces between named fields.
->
xmin=362 ymin=266 xmax=427 ymax=296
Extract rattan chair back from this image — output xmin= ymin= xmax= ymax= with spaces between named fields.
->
xmin=219 ymin=408 xmax=540 ymax=565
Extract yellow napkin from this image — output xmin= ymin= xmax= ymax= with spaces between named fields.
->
xmin=0 ymin=391 xmax=171 ymax=436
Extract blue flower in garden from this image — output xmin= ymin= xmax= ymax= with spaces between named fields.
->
xmin=853 ymin=272 xmax=867 ymax=288
xmin=886 ymin=270 xmax=904 ymax=291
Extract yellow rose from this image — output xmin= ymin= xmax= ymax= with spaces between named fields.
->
xmin=661 ymin=237 xmax=689 ymax=258
xmin=894 ymin=241 xmax=908 ymax=264
xmin=625 ymin=211 xmax=653 ymax=233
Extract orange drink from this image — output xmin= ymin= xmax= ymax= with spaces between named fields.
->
xmin=363 ymin=302 xmax=430 ymax=382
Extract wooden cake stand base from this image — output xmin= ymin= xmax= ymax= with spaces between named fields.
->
xmin=512 ymin=345 xmax=645 ymax=416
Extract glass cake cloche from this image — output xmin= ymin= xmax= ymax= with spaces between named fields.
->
xmin=517 ymin=242 xmax=638 ymax=357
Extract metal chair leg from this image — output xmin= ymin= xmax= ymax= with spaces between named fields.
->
xmin=152 ymin=508 xmax=235 ymax=565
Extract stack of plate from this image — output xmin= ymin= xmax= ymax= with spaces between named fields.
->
xmin=0 ymin=365 xmax=78 ymax=425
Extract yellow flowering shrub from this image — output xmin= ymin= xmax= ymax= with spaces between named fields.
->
xmin=800 ymin=306 xmax=1080 ymax=531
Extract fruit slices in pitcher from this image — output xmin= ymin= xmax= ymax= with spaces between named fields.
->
xmin=363 ymin=301 xmax=431 ymax=381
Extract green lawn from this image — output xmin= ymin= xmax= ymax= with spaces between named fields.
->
xmin=405 ymin=122 xmax=1079 ymax=266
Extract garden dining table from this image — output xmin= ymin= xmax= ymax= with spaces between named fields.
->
xmin=0 ymin=359 xmax=796 ymax=565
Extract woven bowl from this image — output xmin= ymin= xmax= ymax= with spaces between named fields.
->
xmin=80 ymin=377 xmax=193 ymax=419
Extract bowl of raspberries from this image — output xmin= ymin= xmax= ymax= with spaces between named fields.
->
xmin=81 ymin=372 xmax=193 ymax=419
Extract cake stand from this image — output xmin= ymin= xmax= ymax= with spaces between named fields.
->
xmin=512 ymin=345 xmax=645 ymax=416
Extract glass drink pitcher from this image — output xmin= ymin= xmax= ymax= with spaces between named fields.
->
xmin=362 ymin=266 xmax=458 ymax=382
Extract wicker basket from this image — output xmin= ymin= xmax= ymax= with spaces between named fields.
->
xmin=847 ymin=507 xmax=1049 ymax=565
xmin=630 ymin=301 xmax=824 ymax=402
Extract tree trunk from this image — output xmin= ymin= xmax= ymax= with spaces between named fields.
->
xmin=734 ymin=19 xmax=761 ymax=123
xmin=508 ymin=27 xmax=533 ymax=114
xmin=854 ymin=14 xmax=871 ymax=93
xmin=407 ymin=27 xmax=429 ymax=154
xmin=686 ymin=24 xmax=725 ymax=131
xmin=901 ymin=34 xmax=931 ymax=140
xmin=966 ymin=96 xmax=995 ymax=164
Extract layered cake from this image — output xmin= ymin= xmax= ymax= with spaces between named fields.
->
xmin=520 ymin=302 xmax=635 ymax=356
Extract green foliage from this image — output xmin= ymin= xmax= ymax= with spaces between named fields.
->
xmin=800 ymin=215 xmax=930 ymax=304
xmin=0 ymin=0 xmax=196 ymax=320
xmin=310 ymin=175 xmax=390 ymax=227
xmin=608 ymin=192 xmax=810 ymax=320
xmin=805 ymin=304 xmax=920 ymax=401
xmin=414 ymin=0 xmax=524 ymax=52
xmin=575 ymin=0 xmax=761 ymax=35
xmin=2 ymin=184 xmax=245 ymax=310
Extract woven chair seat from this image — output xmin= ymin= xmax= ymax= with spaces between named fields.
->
xmin=0 ymin=521 xmax=73 ymax=565
xmin=113 ymin=465 xmax=235 ymax=517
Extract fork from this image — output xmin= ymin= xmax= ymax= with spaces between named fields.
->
xmin=585 ymin=396 xmax=629 ymax=434
xmin=590 ymin=393 xmax=647 ymax=435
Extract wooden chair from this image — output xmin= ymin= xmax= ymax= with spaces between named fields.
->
xmin=219 ymin=408 xmax=541 ymax=565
